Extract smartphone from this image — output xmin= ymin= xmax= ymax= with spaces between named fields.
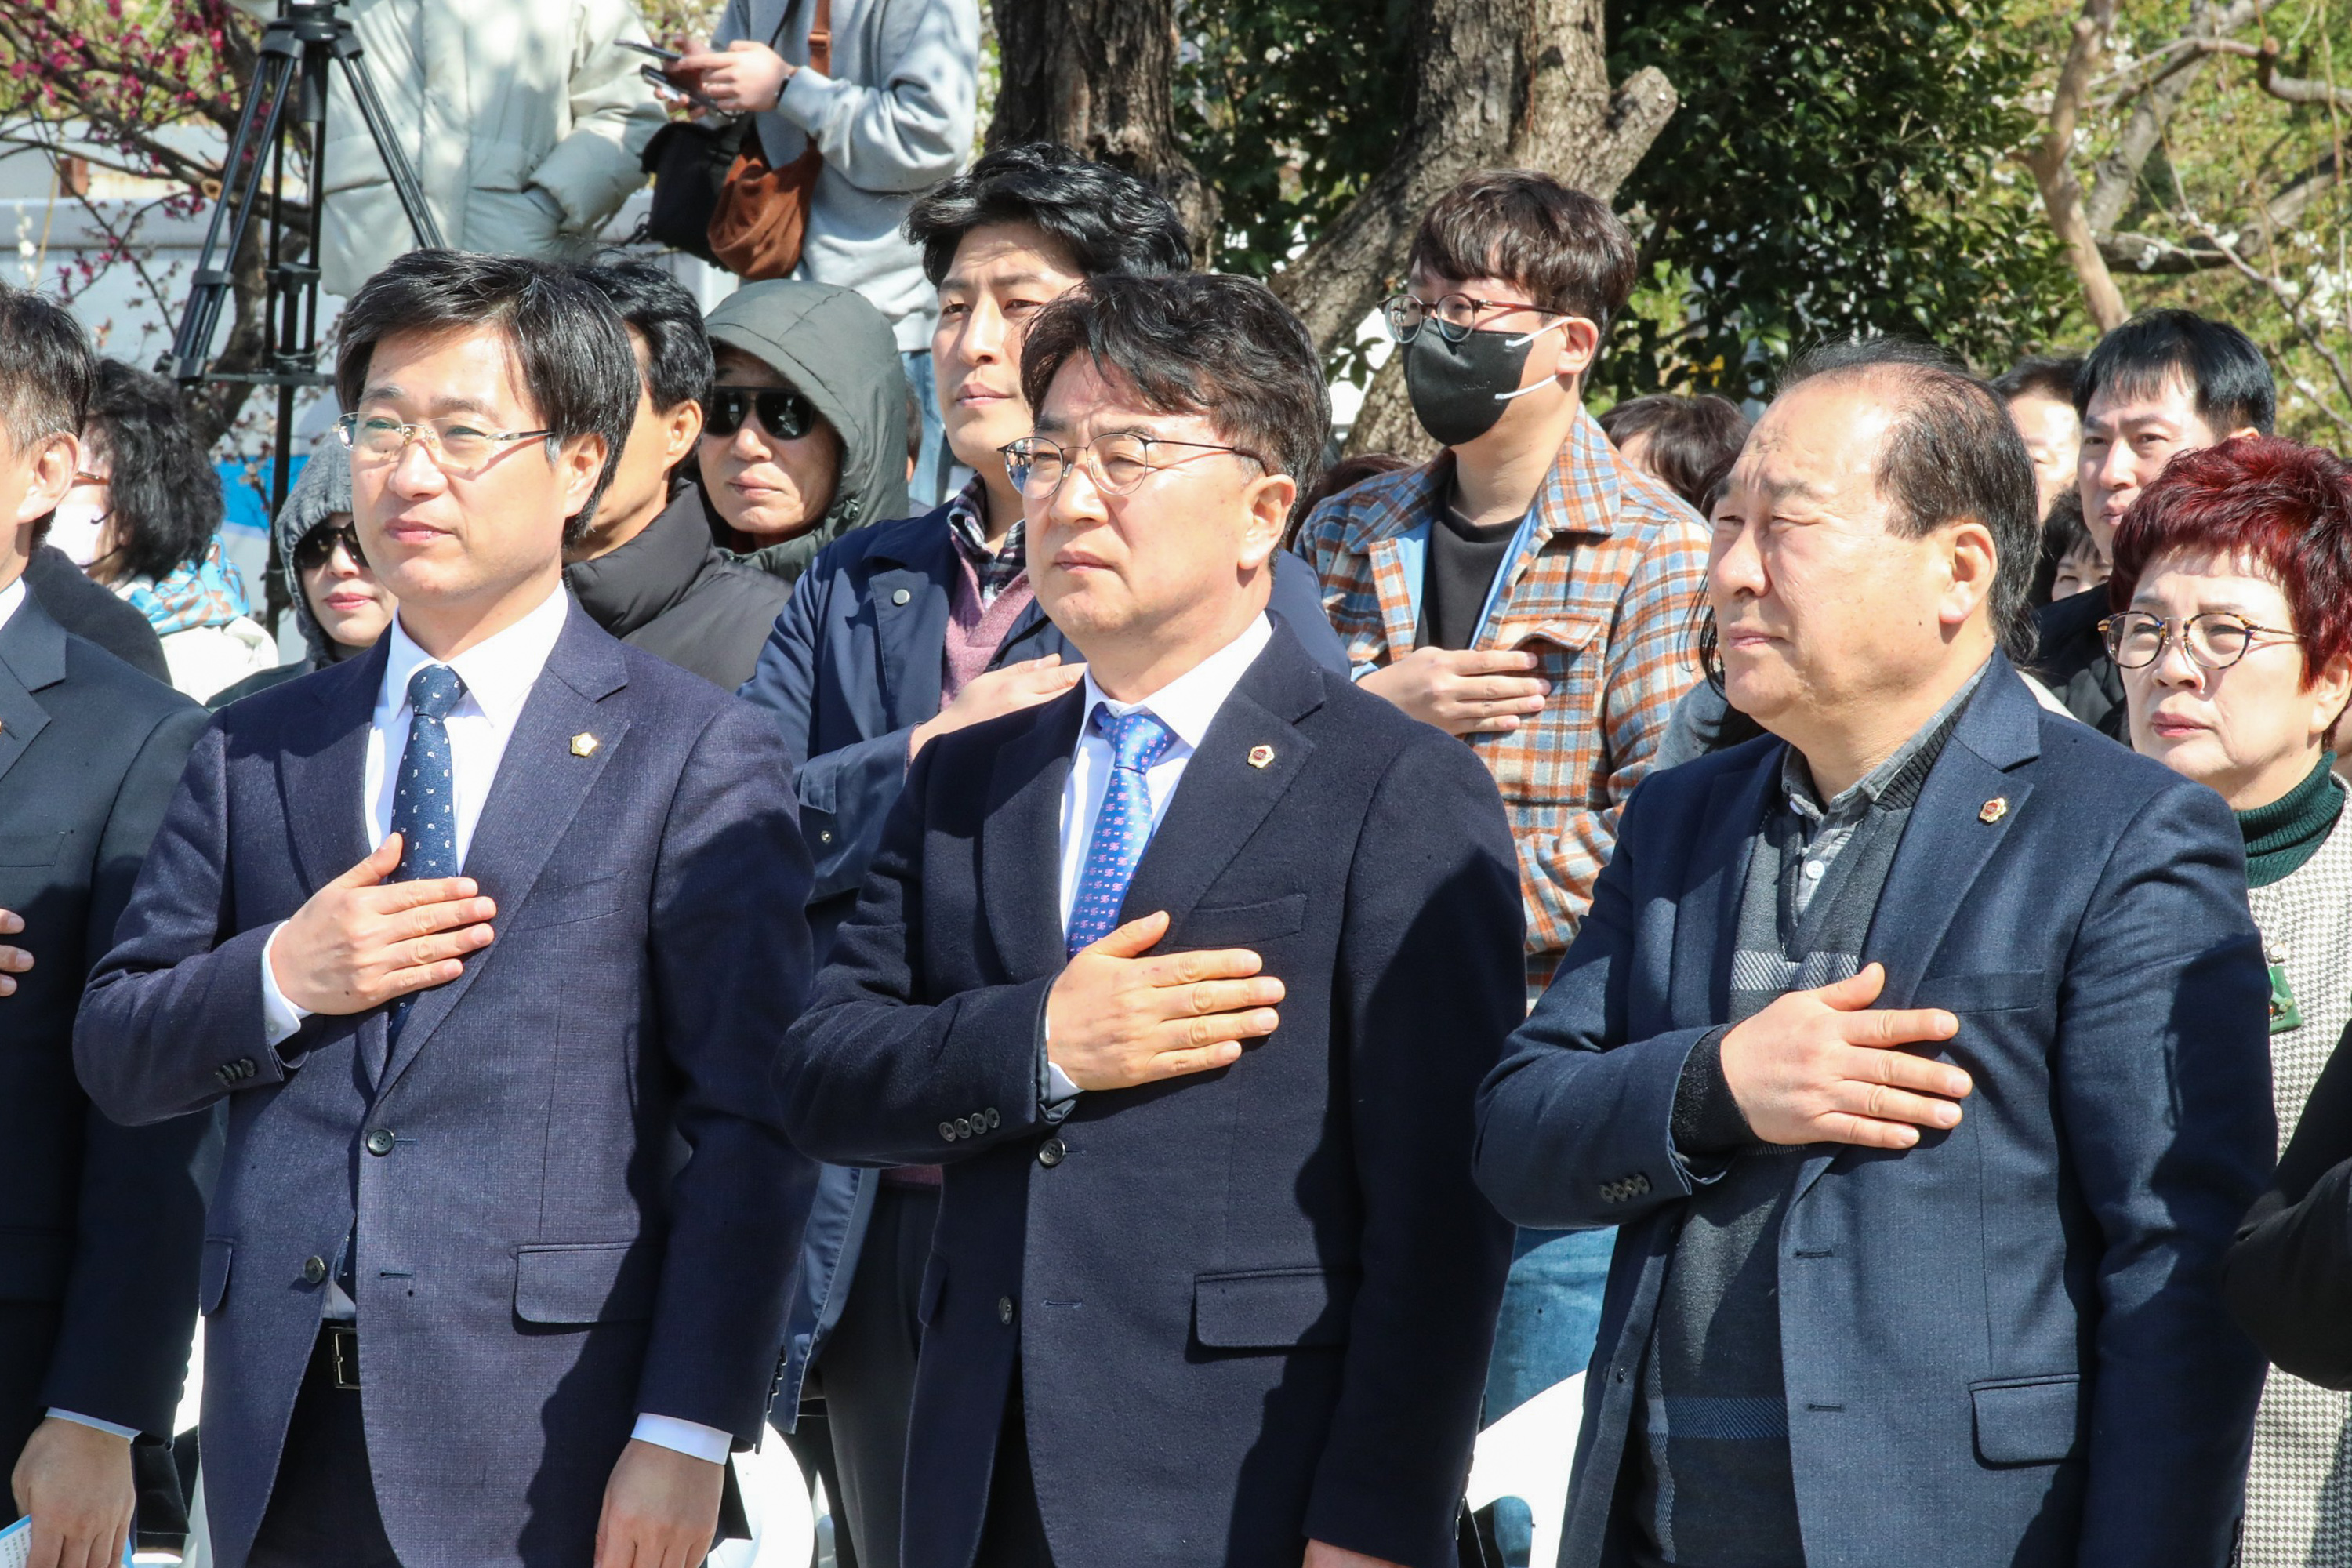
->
xmin=621 ymin=39 xmax=683 ymax=63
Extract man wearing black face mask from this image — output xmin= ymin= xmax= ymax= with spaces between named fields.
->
xmin=1294 ymin=169 xmax=1709 ymax=1492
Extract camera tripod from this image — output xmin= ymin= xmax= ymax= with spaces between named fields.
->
xmin=166 ymin=0 xmax=443 ymax=561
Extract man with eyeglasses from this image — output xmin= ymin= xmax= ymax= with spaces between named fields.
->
xmin=779 ymin=270 xmax=1519 ymax=1568
xmin=735 ymin=143 xmax=1345 ymax=1568
xmin=77 ymin=251 xmax=818 ymax=1568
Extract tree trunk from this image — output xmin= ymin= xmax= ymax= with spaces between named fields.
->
xmin=2023 ymin=0 xmax=2129 ymax=331
xmin=985 ymin=0 xmax=1217 ymax=263
xmin=1325 ymin=0 xmax=1678 ymax=458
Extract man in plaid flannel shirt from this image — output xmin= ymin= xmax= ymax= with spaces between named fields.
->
xmin=1295 ymin=172 xmax=1709 ymax=1001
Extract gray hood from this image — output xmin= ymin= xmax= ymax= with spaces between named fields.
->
xmin=702 ymin=279 xmax=910 ymax=584
xmin=273 ymin=444 xmax=355 ymax=669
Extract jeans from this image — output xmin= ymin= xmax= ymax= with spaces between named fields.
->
xmin=1484 ymin=1226 xmax=1616 ymax=1566
xmin=902 ymin=350 xmax=948 ymax=509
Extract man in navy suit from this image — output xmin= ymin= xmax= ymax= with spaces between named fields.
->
xmin=1474 ymin=339 xmax=2274 ymax=1567
xmin=778 ymin=273 xmax=1519 ymax=1568
xmin=736 ymin=141 xmax=1345 ymax=1568
xmin=75 ymin=252 xmax=816 ymax=1568
xmin=0 ymin=283 xmax=210 ymax=1568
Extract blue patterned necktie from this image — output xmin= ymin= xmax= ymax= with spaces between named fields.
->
xmin=1066 ymin=707 xmax=1178 ymax=955
xmin=385 ymin=663 xmax=466 ymax=1042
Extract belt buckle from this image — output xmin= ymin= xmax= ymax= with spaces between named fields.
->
xmin=328 ymin=1326 xmax=361 ymax=1391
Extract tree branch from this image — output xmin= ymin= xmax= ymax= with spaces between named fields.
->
xmin=2021 ymin=0 xmax=2128 ymax=328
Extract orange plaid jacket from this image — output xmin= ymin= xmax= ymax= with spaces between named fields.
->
xmin=1294 ymin=411 xmax=1710 ymax=996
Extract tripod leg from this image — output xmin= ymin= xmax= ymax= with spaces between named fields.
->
xmin=333 ymin=38 xmax=446 ymax=250
xmin=169 ymin=43 xmax=299 ymax=379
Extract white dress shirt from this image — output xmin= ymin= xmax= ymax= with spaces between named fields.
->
xmin=11 ymin=573 xmax=142 ymax=1443
xmin=1042 ymin=614 xmax=1273 ymax=1106
xmin=253 ymin=586 xmax=733 ymax=1465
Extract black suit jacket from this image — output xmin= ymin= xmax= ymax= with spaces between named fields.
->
xmin=2227 ymin=1020 xmax=2352 ymax=1385
xmin=23 ymin=543 xmax=170 ymax=686
xmin=0 ymin=590 xmax=210 ymax=1435
xmin=779 ymin=623 xmax=1520 ymax=1568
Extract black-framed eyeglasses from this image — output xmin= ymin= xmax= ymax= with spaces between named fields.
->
xmin=706 ymin=386 xmax=818 ymax=441
xmin=999 ymin=434 xmax=1269 ymax=500
xmin=336 ymin=413 xmax=554 ymax=473
xmin=1381 ymin=291 xmax=1568 ymax=344
xmin=292 ymin=521 xmax=367 ymax=575
xmin=2101 ymin=610 xmax=2303 ymax=670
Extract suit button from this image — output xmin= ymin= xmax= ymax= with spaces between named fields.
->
xmin=302 ymin=1255 xmax=328 ymax=1285
xmin=1037 ymin=1137 xmax=1065 ymax=1168
xmin=819 ymin=830 xmax=834 ymax=844
xmin=891 ymin=588 xmax=913 ymax=605
xmin=955 ymin=1116 xmax=974 ymax=1139
xmin=985 ymin=1108 xmax=1000 ymax=1130
xmin=364 ymin=1128 xmax=395 ymax=1157
xmin=237 ymin=1058 xmax=256 ymax=1076
xmin=997 ymin=1296 xmax=1014 ymax=1326
xmin=938 ymin=1122 xmax=958 ymax=1143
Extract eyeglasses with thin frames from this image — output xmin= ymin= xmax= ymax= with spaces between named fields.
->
xmin=1381 ymin=291 xmax=1570 ymax=344
xmin=2101 ymin=610 xmax=2303 ymax=671
xmin=999 ymin=434 xmax=1268 ymax=501
xmin=336 ymin=413 xmax=554 ymax=474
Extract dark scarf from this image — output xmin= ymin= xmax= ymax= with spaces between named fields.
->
xmin=2239 ymin=753 xmax=2345 ymax=889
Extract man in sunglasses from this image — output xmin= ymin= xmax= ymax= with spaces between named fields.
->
xmin=735 ymin=143 xmax=1345 ymax=1568
xmin=780 ymin=270 xmax=1519 ymax=1568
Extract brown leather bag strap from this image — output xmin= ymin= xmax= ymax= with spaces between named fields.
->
xmin=807 ymin=0 xmax=831 ymax=76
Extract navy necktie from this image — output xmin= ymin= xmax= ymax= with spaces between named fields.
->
xmin=1066 ymin=707 xmax=1177 ymax=955
xmin=386 ymin=663 xmax=466 ymax=1043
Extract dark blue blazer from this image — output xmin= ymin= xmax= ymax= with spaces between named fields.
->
xmin=0 ymin=597 xmax=210 ymax=1440
xmin=74 ymin=606 xmax=818 ymax=1568
xmin=1473 ymin=659 xmax=2275 ymax=1568
xmin=737 ymin=502 xmax=1348 ymax=1415
xmin=777 ymin=624 xmax=1519 ymax=1568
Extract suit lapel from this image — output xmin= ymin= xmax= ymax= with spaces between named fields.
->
xmin=981 ymin=690 xmax=1084 ymax=981
xmin=1669 ymin=749 xmax=1777 ymax=1030
xmin=374 ymin=613 xmax=630 ymax=1097
xmin=278 ymin=641 xmax=386 ymax=895
xmin=0 ymin=593 xmax=74 ymax=792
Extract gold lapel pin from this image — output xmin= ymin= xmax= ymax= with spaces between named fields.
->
xmin=1247 ymin=744 xmax=1276 ymax=769
xmin=1979 ymin=796 xmax=2009 ymax=824
xmin=570 ymin=732 xmax=601 ymax=757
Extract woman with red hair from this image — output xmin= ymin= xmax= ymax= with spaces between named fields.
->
xmin=2111 ymin=434 xmax=2352 ymax=1562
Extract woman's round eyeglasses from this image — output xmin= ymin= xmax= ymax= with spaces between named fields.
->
xmin=2101 ymin=610 xmax=2303 ymax=670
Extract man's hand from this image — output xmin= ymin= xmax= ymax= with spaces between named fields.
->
xmin=0 ymin=908 xmax=28 ymax=997
xmin=909 ymin=655 xmax=1085 ymax=757
xmin=10 ymin=1417 xmax=134 ymax=1568
xmin=1356 ymin=647 xmax=1549 ymax=736
xmin=593 ymin=1439 xmax=725 ymax=1568
xmin=269 ymin=835 xmax=496 ymax=1016
xmin=1044 ymin=912 xmax=1283 ymax=1091
xmin=1305 ymin=1541 xmax=1409 ymax=1568
xmin=1719 ymin=963 xmax=1969 ymax=1149
xmin=670 ymin=39 xmax=792 ymax=114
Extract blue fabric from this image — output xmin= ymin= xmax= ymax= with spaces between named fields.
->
xmin=386 ymin=666 xmax=464 ymax=1043
xmin=75 ymin=608 xmax=820 ymax=1568
xmin=777 ymin=624 xmax=1522 ymax=1568
xmin=116 ymin=535 xmax=251 ymax=637
xmin=1486 ymin=1227 xmax=1614 ymax=1568
xmin=736 ymin=505 xmax=1352 ymax=1425
xmin=1472 ymin=658 xmax=2276 ymax=1568
xmin=1065 ymin=708 xmax=1175 ymax=953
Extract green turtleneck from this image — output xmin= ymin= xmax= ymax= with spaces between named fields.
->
xmin=2237 ymin=753 xmax=2346 ymax=888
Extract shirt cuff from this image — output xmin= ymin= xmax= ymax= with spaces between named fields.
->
xmin=260 ymin=923 xmax=312 ymax=1049
xmin=630 ymin=1414 xmax=733 ymax=1465
xmin=1037 ymin=1014 xmax=1080 ymax=1124
xmin=46 ymin=1408 xmax=140 ymax=1441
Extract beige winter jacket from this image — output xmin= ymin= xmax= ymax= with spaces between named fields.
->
xmin=235 ymin=0 xmax=667 ymax=296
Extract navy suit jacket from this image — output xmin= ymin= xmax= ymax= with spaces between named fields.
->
xmin=778 ymin=623 xmax=1519 ymax=1568
xmin=1473 ymin=659 xmax=2274 ymax=1568
xmin=737 ymin=501 xmax=1348 ymax=1416
xmin=74 ymin=605 xmax=818 ymax=1568
xmin=0 ymin=596 xmax=211 ymax=1438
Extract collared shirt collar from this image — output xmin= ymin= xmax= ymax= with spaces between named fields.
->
xmin=379 ymin=583 xmax=570 ymax=728
xmin=1782 ymin=658 xmax=1991 ymax=823
xmin=0 ymin=575 xmax=23 ymax=635
xmin=1078 ymin=613 xmax=1273 ymax=753
xmin=946 ymin=477 xmax=1024 ymax=572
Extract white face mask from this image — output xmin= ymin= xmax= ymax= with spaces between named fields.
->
xmin=45 ymin=500 xmax=109 ymax=568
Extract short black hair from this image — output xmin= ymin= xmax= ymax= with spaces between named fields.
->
xmin=83 ymin=359 xmax=225 ymax=583
xmin=1595 ymin=393 xmax=1751 ymax=511
xmin=1020 ymin=273 xmax=1329 ymax=510
xmin=334 ymin=250 xmax=637 ymax=541
xmin=1991 ymin=354 xmax=2082 ymax=407
xmin=906 ymin=142 xmax=1192 ymax=288
xmin=0 ymin=280 xmax=96 ymax=456
xmin=578 ymin=256 xmax=714 ymax=416
xmin=1779 ymin=336 xmax=2042 ymax=664
xmin=1408 ymin=169 xmax=1639 ymax=335
xmin=2074 ymin=308 xmax=2275 ymax=436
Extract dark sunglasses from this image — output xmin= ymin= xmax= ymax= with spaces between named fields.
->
xmin=293 ymin=522 xmax=367 ymax=574
xmin=706 ymin=386 xmax=818 ymax=441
